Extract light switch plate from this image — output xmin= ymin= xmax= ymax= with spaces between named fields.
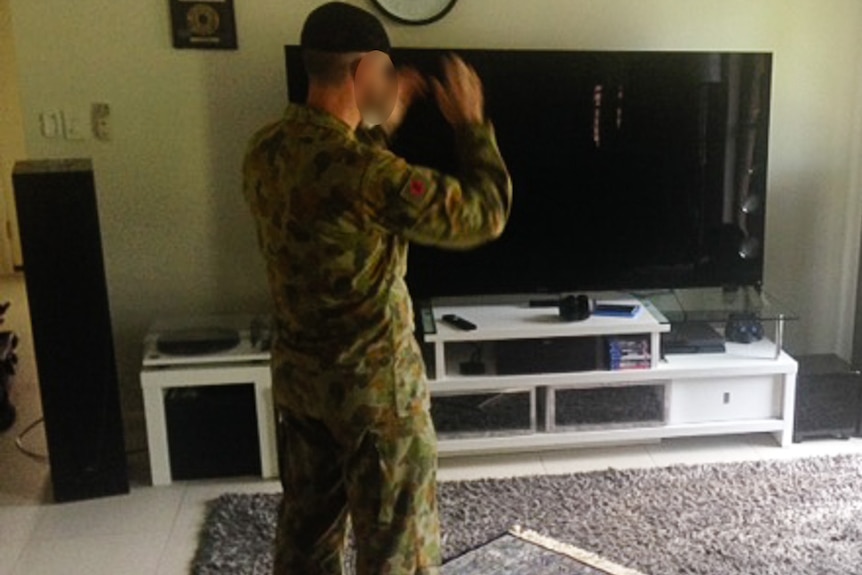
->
xmin=39 ymin=111 xmax=61 ymax=138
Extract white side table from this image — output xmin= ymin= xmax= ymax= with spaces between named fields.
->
xmin=140 ymin=315 xmax=276 ymax=486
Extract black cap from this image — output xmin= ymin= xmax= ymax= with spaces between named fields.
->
xmin=301 ymin=2 xmax=390 ymax=54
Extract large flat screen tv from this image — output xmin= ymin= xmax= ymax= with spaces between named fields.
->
xmin=285 ymin=47 xmax=772 ymax=298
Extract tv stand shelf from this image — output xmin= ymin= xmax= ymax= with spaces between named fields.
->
xmin=423 ymin=298 xmax=797 ymax=456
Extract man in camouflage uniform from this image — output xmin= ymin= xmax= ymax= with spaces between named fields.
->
xmin=242 ymin=3 xmax=511 ymax=574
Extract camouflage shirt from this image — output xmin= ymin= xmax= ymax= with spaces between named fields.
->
xmin=243 ymin=104 xmax=511 ymax=427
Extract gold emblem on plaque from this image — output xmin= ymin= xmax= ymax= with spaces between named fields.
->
xmin=186 ymin=4 xmax=221 ymax=37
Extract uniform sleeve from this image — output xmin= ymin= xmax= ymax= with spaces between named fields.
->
xmin=361 ymin=123 xmax=512 ymax=250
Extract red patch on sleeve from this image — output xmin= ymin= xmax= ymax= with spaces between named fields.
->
xmin=410 ymin=179 xmax=426 ymax=197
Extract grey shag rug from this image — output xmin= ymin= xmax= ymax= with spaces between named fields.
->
xmin=192 ymin=454 xmax=862 ymax=575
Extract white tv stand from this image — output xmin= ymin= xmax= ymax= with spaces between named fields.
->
xmin=424 ymin=294 xmax=798 ymax=456
xmin=138 ymin=290 xmax=797 ymax=485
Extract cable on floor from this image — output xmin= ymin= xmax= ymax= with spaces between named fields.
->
xmin=15 ymin=416 xmax=48 ymax=461
xmin=15 ymin=416 xmax=149 ymax=461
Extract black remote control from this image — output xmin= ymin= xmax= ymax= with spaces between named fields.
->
xmin=441 ymin=314 xmax=477 ymax=331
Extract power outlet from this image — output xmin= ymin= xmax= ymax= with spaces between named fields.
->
xmin=62 ymin=111 xmax=86 ymax=141
xmin=91 ymin=102 xmax=111 ymax=142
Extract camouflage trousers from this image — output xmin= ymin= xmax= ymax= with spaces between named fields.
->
xmin=273 ymin=405 xmax=441 ymax=575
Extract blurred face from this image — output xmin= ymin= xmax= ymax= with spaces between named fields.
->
xmin=353 ymin=51 xmax=397 ymax=126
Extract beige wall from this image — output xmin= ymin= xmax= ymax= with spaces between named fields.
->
xmin=7 ymin=0 xmax=862 ymax=441
xmin=0 ymin=0 xmax=25 ymax=272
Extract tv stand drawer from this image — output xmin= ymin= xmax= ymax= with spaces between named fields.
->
xmin=669 ymin=376 xmax=781 ymax=424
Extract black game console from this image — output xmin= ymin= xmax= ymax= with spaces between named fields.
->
xmin=662 ymin=322 xmax=727 ymax=354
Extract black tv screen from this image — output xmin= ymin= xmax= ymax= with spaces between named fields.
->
xmin=285 ymin=47 xmax=772 ymax=297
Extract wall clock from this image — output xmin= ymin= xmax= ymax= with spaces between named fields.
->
xmin=372 ymin=0 xmax=458 ymax=25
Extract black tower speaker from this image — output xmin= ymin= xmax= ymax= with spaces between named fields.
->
xmin=13 ymin=159 xmax=129 ymax=502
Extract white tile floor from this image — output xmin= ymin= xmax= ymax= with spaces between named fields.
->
xmin=3 ymin=435 xmax=862 ymax=575
xmin=4 ymin=273 xmax=862 ymax=573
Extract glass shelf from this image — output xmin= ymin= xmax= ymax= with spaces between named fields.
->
xmin=640 ymin=287 xmax=798 ymax=359
xmin=642 ymin=286 xmax=799 ymax=325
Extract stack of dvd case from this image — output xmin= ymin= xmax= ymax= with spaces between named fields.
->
xmin=607 ymin=336 xmax=651 ymax=370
